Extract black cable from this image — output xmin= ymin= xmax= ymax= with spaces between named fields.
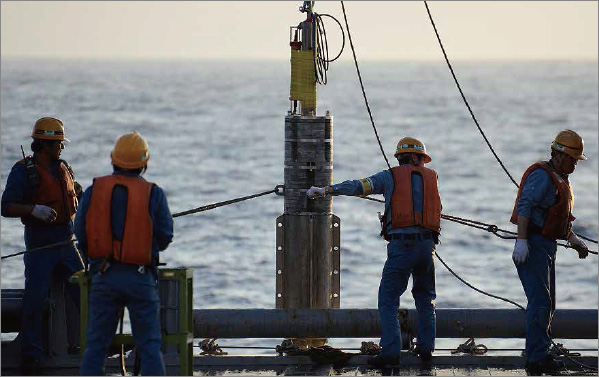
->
xmin=313 ymin=12 xmax=345 ymax=85
xmin=315 ymin=14 xmax=345 ymax=63
xmin=1 ymin=239 xmax=72 ymax=260
xmin=576 ymin=233 xmax=598 ymax=244
xmin=435 ymin=251 xmax=526 ymax=310
xmin=359 ymin=196 xmax=597 ymax=254
xmin=172 ymin=186 xmax=282 ymax=218
xmin=313 ymin=13 xmax=330 ymax=85
xmin=423 ymin=1 xmax=519 ymax=188
xmin=340 ymin=1 xmax=391 ymax=170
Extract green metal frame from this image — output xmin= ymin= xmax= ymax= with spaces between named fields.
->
xmin=73 ymin=268 xmax=193 ymax=376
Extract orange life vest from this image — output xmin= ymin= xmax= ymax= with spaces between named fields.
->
xmin=390 ymin=165 xmax=441 ymax=233
xmin=510 ymin=162 xmax=573 ymax=240
xmin=85 ymin=174 xmax=155 ymax=265
xmin=15 ymin=159 xmax=78 ymax=224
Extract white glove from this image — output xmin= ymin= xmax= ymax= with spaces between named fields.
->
xmin=512 ymin=239 xmax=529 ymax=265
xmin=306 ymin=186 xmax=325 ymax=199
xmin=31 ymin=205 xmax=57 ymax=223
xmin=568 ymin=232 xmax=589 ymax=259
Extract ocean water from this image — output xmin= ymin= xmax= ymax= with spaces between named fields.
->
xmin=1 ymin=58 xmax=597 ymax=352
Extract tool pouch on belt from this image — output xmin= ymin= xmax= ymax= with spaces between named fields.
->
xmin=378 ymin=211 xmax=391 ymax=242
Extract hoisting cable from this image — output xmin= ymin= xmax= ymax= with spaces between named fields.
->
xmin=423 ymin=1 xmax=519 ymax=188
xmin=172 ymin=185 xmax=284 ymax=218
xmin=340 ymin=1 xmax=391 ymax=170
xmin=360 ymin=196 xmax=597 ymax=254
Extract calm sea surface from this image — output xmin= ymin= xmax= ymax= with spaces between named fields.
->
xmin=1 ymin=59 xmax=597 ymax=351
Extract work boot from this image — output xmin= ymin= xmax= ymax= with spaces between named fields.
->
xmin=525 ymin=355 xmax=566 ymax=375
xmin=414 ymin=347 xmax=433 ymax=369
xmin=367 ymin=354 xmax=399 ymax=368
xmin=20 ymin=355 xmax=40 ymax=376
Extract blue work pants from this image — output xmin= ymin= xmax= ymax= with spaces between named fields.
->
xmin=378 ymin=237 xmax=436 ymax=358
xmin=80 ymin=264 xmax=165 ymax=376
xmin=21 ymin=242 xmax=83 ymax=358
xmin=516 ymin=232 xmax=557 ymax=363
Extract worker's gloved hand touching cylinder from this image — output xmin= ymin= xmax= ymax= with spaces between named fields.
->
xmin=568 ymin=232 xmax=589 ymax=259
xmin=31 ymin=204 xmax=57 ymax=223
xmin=307 ymin=186 xmax=326 ymax=199
xmin=512 ymin=239 xmax=529 ymax=265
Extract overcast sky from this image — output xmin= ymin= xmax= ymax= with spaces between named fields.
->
xmin=1 ymin=1 xmax=597 ymax=61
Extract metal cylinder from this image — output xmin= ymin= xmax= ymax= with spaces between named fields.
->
xmin=192 ymin=308 xmax=598 ymax=340
xmin=284 ymin=114 xmax=332 ymax=214
xmin=278 ymin=113 xmax=339 ymax=314
xmin=275 ymin=214 xmax=340 ymax=310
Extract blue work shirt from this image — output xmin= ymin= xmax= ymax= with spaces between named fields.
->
xmin=1 ymin=160 xmax=74 ymax=249
xmin=74 ymin=171 xmax=174 ymax=270
xmin=515 ymin=162 xmax=559 ymax=229
xmin=330 ymin=165 xmax=428 ymax=234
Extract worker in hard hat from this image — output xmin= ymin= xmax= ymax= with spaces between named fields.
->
xmin=510 ymin=129 xmax=589 ymax=375
xmin=75 ymin=131 xmax=173 ymax=375
xmin=307 ymin=137 xmax=441 ymax=368
xmin=1 ymin=117 xmax=84 ymax=375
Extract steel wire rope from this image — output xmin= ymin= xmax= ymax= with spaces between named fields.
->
xmin=360 ymin=195 xmax=597 ymax=253
xmin=1 ymin=239 xmax=72 ymax=260
xmin=171 ymin=185 xmax=283 ymax=218
xmin=340 ymin=1 xmax=391 ymax=170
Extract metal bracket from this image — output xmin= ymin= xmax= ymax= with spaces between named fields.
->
xmin=331 ymin=215 xmax=340 ymax=308
xmin=276 ymin=215 xmax=285 ymax=308
xmin=275 ymin=185 xmax=285 ymax=196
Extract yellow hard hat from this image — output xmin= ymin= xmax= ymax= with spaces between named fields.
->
xmin=31 ymin=117 xmax=69 ymax=141
xmin=111 ymin=131 xmax=150 ymax=169
xmin=551 ymin=129 xmax=586 ymax=161
xmin=394 ymin=137 xmax=431 ymax=163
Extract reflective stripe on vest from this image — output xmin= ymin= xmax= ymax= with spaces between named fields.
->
xmin=390 ymin=165 xmax=441 ymax=233
xmin=510 ymin=162 xmax=573 ymax=240
xmin=17 ymin=160 xmax=78 ymax=224
xmin=86 ymin=175 xmax=154 ymax=265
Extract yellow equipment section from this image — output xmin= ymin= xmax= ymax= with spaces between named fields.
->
xmin=289 ymin=49 xmax=316 ymax=110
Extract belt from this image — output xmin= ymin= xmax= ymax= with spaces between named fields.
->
xmin=389 ymin=232 xmax=433 ymax=241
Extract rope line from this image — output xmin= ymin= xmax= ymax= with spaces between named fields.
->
xmin=172 ymin=186 xmax=283 ymax=218
xmin=435 ymin=251 xmax=525 ymax=310
xmin=340 ymin=1 xmax=391 ymax=170
xmin=1 ymin=239 xmax=72 ymax=260
xmin=423 ymin=1 xmax=519 ymax=188
xmin=576 ymin=233 xmax=598 ymax=244
xmin=358 ymin=196 xmax=597 ymax=254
